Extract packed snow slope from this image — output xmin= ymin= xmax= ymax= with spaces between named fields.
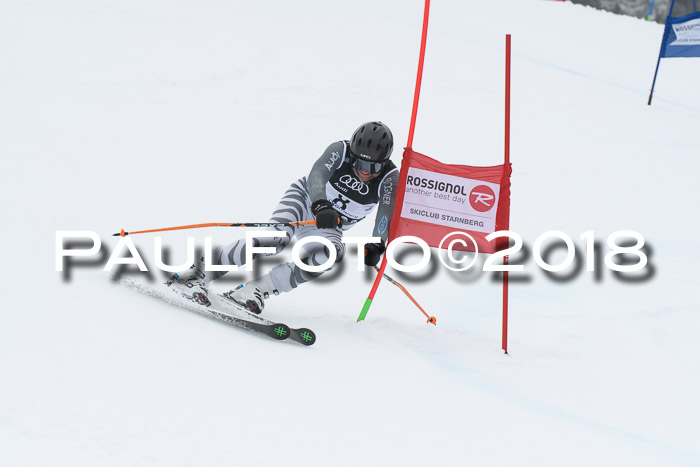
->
xmin=2 ymin=1 xmax=699 ymax=466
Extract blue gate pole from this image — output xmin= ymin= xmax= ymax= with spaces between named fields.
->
xmin=648 ymin=0 xmax=676 ymax=105
xmin=648 ymin=53 xmax=663 ymax=105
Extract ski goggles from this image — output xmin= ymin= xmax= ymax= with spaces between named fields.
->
xmin=350 ymin=155 xmax=385 ymax=174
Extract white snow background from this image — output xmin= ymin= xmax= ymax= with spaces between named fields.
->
xmin=2 ymin=0 xmax=700 ymax=466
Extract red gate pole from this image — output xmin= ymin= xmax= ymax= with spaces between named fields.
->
xmin=357 ymin=0 xmax=430 ymax=322
xmin=406 ymin=0 xmax=431 ymax=149
xmin=502 ymin=34 xmax=512 ymax=354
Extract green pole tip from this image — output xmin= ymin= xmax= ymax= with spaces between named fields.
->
xmin=357 ymin=298 xmax=373 ymax=322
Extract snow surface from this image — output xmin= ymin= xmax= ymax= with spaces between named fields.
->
xmin=2 ymin=0 xmax=700 ymax=466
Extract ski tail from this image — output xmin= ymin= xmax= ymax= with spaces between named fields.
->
xmin=218 ymin=292 xmax=316 ymax=346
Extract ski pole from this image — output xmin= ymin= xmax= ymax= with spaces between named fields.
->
xmin=112 ymin=220 xmax=320 ymax=237
xmin=375 ymin=266 xmax=436 ymax=325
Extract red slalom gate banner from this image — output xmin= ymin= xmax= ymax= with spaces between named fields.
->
xmin=389 ymin=149 xmax=512 ymax=253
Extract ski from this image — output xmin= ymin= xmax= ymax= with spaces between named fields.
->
xmin=121 ymin=279 xmax=293 ymax=343
xmin=218 ymin=292 xmax=316 ymax=346
xmin=201 ymin=306 xmax=292 ymax=341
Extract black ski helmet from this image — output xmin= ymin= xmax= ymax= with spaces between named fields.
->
xmin=350 ymin=121 xmax=394 ymax=163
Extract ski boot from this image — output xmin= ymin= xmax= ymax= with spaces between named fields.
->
xmin=166 ymin=262 xmax=211 ymax=307
xmin=222 ymin=274 xmax=279 ymax=314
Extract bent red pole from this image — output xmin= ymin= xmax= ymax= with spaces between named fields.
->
xmin=375 ymin=267 xmax=436 ymax=325
xmin=358 ymin=0 xmax=431 ymax=323
xmin=113 ymin=220 xmax=319 ymax=237
xmin=406 ymin=0 xmax=431 ymax=149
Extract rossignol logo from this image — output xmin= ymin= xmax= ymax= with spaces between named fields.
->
xmin=406 ymin=175 xmax=468 ymax=195
xmin=339 ymin=174 xmax=369 ymax=194
xmin=677 ymin=24 xmax=699 ymax=32
xmin=469 ymin=185 xmax=496 ymax=212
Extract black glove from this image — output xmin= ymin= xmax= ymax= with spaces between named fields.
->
xmin=364 ymin=240 xmax=386 ymax=267
xmin=311 ymin=199 xmax=339 ymax=229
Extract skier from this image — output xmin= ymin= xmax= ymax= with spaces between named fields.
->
xmin=167 ymin=121 xmax=399 ymax=314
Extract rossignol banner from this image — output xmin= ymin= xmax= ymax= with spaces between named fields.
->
xmin=649 ymin=2 xmax=700 ymax=104
xmin=389 ymin=148 xmax=512 ymax=254
xmin=661 ymin=11 xmax=700 ymax=57
xmin=401 ymin=167 xmax=501 ymax=233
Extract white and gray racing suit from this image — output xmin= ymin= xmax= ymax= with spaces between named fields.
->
xmin=212 ymin=140 xmax=399 ymax=292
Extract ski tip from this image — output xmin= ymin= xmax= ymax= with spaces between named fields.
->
xmin=293 ymin=328 xmax=316 ymax=346
xmin=270 ymin=323 xmax=291 ymax=340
